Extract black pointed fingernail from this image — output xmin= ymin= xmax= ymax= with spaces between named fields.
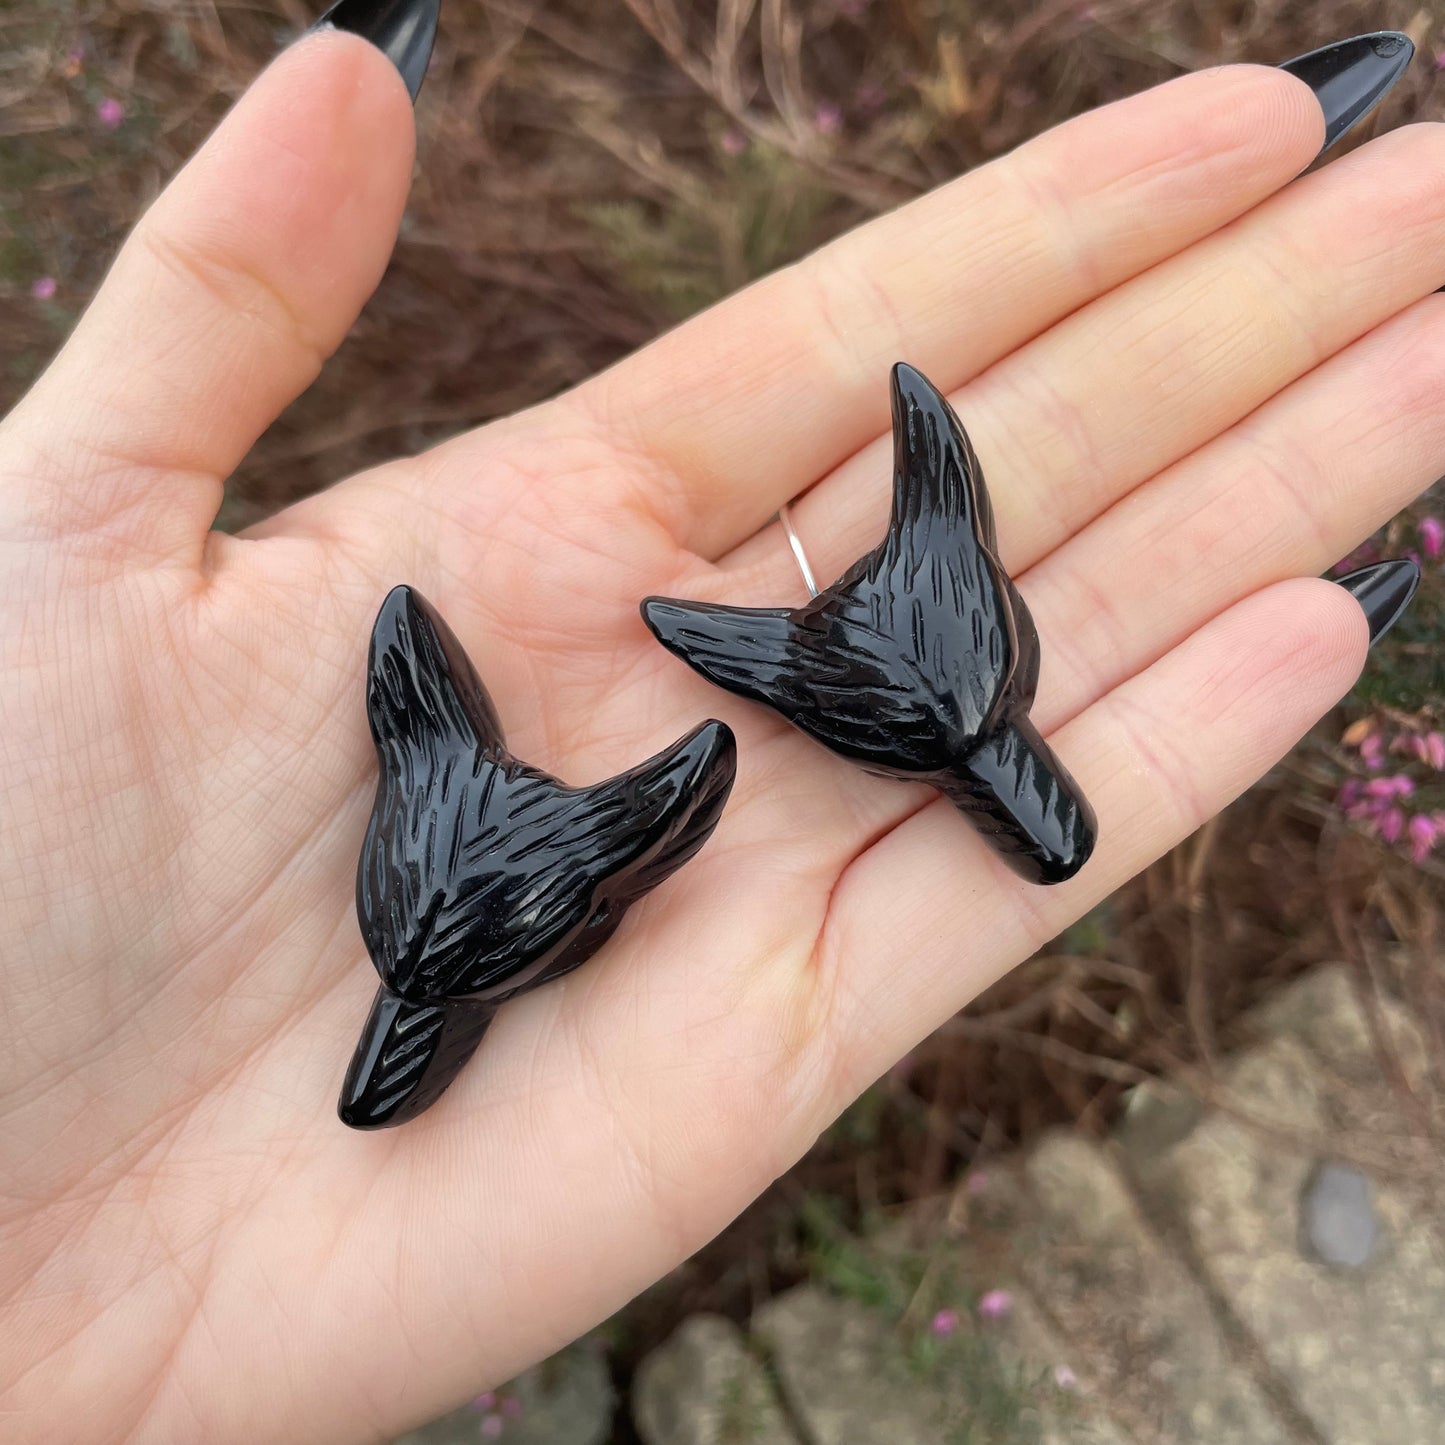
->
xmin=309 ymin=0 xmax=440 ymax=103
xmin=1279 ymin=32 xmax=1414 ymax=156
xmin=1335 ymin=559 xmax=1421 ymax=645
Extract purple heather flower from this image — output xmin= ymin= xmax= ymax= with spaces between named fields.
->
xmin=720 ymin=128 xmax=746 ymax=156
xmin=813 ymin=103 xmax=843 ymax=135
xmin=931 ymin=1308 xmax=960 ymax=1337
xmin=1338 ymin=778 xmax=1363 ymax=810
xmin=1421 ymin=516 xmax=1444 ymax=560
xmin=470 ymin=1392 xmax=496 ymax=1412
xmin=857 ymin=82 xmax=887 ymax=113
xmin=1365 ymin=774 xmax=1414 ymax=800
xmin=977 ymin=1289 xmax=1013 ymax=1320
xmin=96 ymin=96 xmax=125 ymax=129
xmin=479 ymin=1417 xmax=503 ymax=1439
xmin=30 ymin=276 xmax=57 ymax=301
xmin=1379 ymin=807 xmax=1406 ymax=845
xmin=1409 ymin=814 xmax=1439 ymax=864
xmin=1053 ymin=1363 xmax=1079 ymax=1390
xmin=1359 ymin=734 xmax=1385 ymax=770
xmin=1425 ymin=732 xmax=1445 ymax=772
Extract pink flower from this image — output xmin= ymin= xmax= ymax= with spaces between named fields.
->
xmin=1421 ymin=517 xmax=1444 ymax=560
xmin=720 ymin=128 xmax=746 ymax=156
xmin=1409 ymin=814 xmax=1439 ymax=864
xmin=813 ymin=103 xmax=843 ymax=135
xmin=856 ymin=82 xmax=887 ymax=113
xmin=479 ymin=1417 xmax=503 ymax=1439
xmin=1379 ymin=807 xmax=1405 ymax=845
xmin=1364 ymin=776 xmax=1393 ymax=799
xmin=1366 ymin=774 xmax=1414 ymax=800
xmin=1053 ymin=1363 xmax=1078 ymax=1390
xmin=96 ymin=96 xmax=125 ymax=129
xmin=931 ymin=1308 xmax=960 ymax=1337
xmin=30 ymin=276 xmax=57 ymax=301
xmin=977 ymin=1288 xmax=1013 ymax=1320
xmin=1359 ymin=734 xmax=1385 ymax=770
xmin=1426 ymin=733 xmax=1445 ymax=772
xmin=470 ymin=1392 xmax=496 ymax=1412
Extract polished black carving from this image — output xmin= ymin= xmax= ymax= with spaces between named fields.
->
xmin=340 ymin=586 xmax=736 ymax=1129
xmin=642 ymin=363 xmax=1095 ymax=887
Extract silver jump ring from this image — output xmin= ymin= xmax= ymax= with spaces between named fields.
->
xmin=779 ymin=502 xmax=819 ymax=599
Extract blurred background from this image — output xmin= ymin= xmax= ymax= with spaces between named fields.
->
xmin=3 ymin=2 xmax=1443 ymax=1441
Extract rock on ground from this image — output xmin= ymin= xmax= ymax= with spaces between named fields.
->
xmin=633 ymin=1313 xmax=800 ymax=1445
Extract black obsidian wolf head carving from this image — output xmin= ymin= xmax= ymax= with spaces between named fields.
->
xmin=339 ymin=586 xmax=736 ymax=1129
xmin=642 ymin=363 xmax=1095 ymax=886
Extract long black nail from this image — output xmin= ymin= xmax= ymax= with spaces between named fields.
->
xmin=1279 ymin=32 xmax=1414 ymax=156
xmin=310 ymin=0 xmax=439 ymax=103
xmin=1335 ymin=559 xmax=1421 ymax=645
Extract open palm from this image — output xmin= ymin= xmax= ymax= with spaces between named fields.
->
xmin=3 ymin=29 xmax=1442 ymax=1445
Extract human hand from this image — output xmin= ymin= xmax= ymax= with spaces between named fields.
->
xmin=2 ymin=19 xmax=1440 ymax=1444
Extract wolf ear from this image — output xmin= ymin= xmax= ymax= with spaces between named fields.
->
xmin=366 ymin=586 xmax=506 ymax=762
xmin=887 ymin=362 xmax=1000 ymax=560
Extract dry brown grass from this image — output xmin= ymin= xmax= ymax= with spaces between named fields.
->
xmin=5 ymin=1 xmax=1442 ymax=525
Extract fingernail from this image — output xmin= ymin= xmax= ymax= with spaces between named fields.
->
xmin=1278 ymin=32 xmax=1414 ymax=156
xmin=1335 ymin=559 xmax=1421 ymax=645
xmin=310 ymin=0 xmax=440 ymax=103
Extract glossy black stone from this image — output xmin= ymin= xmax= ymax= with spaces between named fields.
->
xmin=642 ymin=364 xmax=1096 ymax=887
xmin=340 ymin=587 xmax=736 ymax=1129
xmin=1334 ymin=559 xmax=1420 ymax=644
xmin=1278 ymin=31 xmax=1413 ymax=155
xmin=311 ymin=0 xmax=440 ymax=103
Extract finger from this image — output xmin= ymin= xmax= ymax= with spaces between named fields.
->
xmin=808 ymin=577 xmax=1368 ymax=1105
xmin=575 ymin=62 xmax=1325 ymax=556
xmin=724 ymin=122 xmax=1445 ymax=596
xmin=1023 ymin=293 xmax=1445 ymax=732
xmin=1 ymin=30 xmax=419 ymax=560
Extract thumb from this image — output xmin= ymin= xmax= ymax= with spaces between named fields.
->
xmin=1 ymin=1 xmax=437 ymax=562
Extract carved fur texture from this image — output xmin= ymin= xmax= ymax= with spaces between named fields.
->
xmin=642 ymin=363 xmax=1095 ymax=887
xmin=340 ymin=587 xmax=736 ymax=1128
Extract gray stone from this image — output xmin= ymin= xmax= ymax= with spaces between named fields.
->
xmin=753 ymin=1286 xmax=933 ymax=1445
xmin=754 ymin=1284 xmax=1131 ymax=1445
xmin=1301 ymin=1162 xmax=1377 ymax=1269
xmin=1128 ymin=1035 xmax=1445 ymax=1445
xmin=1020 ymin=1131 xmax=1290 ymax=1445
xmin=1114 ymin=1079 xmax=1205 ymax=1161
xmin=633 ymin=1314 xmax=800 ymax=1445
xmin=393 ymin=1339 xmax=614 ymax=1445
xmin=1247 ymin=964 xmax=1429 ymax=1091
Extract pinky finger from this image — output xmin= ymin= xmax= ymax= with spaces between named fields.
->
xmin=810 ymin=576 xmax=1372 ymax=1103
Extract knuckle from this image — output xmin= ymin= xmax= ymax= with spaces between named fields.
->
xmin=131 ymin=219 xmax=329 ymax=377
